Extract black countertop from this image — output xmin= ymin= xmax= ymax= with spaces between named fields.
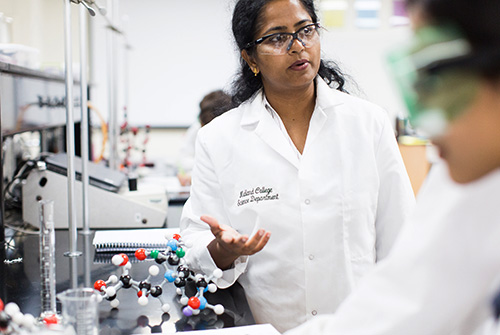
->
xmin=1 ymin=227 xmax=254 ymax=333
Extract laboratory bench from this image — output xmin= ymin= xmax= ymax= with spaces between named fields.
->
xmin=0 ymin=216 xmax=254 ymax=334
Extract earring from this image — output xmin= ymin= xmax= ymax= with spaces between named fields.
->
xmin=252 ymin=68 xmax=259 ymax=77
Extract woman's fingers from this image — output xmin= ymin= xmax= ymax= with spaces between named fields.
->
xmin=220 ymin=232 xmax=237 ymax=244
xmin=201 ymin=215 xmax=238 ymax=244
xmin=252 ymin=231 xmax=271 ymax=254
xmin=201 ymin=215 xmax=223 ymax=236
xmin=242 ymin=229 xmax=271 ymax=255
xmin=201 ymin=215 xmax=271 ymax=256
xmin=200 ymin=214 xmax=218 ymax=227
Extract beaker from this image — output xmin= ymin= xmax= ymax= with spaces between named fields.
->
xmin=56 ymin=288 xmax=99 ymax=335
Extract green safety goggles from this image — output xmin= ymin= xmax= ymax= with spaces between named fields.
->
xmin=387 ymin=24 xmax=481 ymax=137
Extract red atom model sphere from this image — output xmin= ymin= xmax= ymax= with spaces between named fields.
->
xmin=135 ymin=248 xmax=147 ymax=261
xmin=43 ymin=314 xmax=59 ymax=325
xmin=188 ymin=296 xmax=200 ymax=309
xmin=94 ymin=280 xmax=106 ymax=291
xmin=119 ymin=253 xmax=129 ymax=266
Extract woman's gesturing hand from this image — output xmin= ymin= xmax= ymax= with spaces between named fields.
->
xmin=201 ymin=215 xmax=271 ymax=270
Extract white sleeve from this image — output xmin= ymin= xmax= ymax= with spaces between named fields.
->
xmin=374 ymin=115 xmax=415 ymax=260
xmin=177 ymin=122 xmax=200 ymax=172
xmin=179 ymin=128 xmax=249 ymax=288
xmin=285 ymin=164 xmax=500 ymax=335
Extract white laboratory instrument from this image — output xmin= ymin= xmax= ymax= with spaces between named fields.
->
xmin=22 ymin=158 xmax=168 ymax=229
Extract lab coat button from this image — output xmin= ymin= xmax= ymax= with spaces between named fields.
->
xmin=312 ymin=310 xmax=317 ymax=316
xmin=304 ymin=199 xmax=311 ymax=205
xmin=309 ymin=254 xmax=314 ymax=260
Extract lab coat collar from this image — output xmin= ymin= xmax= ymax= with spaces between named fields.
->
xmin=315 ymin=76 xmax=346 ymax=112
xmin=239 ymin=76 xmax=344 ymax=127
xmin=239 ymin=77 xmax=345 ymax=169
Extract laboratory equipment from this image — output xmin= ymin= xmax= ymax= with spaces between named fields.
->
xmin=39 ymin=200 xmax=57 ymax=319
xmin=57 ymin=288 xmax=99 ymax=335
xmin=22 ymin=164 xmax=168 ymax=229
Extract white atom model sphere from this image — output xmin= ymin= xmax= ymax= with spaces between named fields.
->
xmin=106 ymin=287 xmax=117 ymax=297
xmin=149 ymin=265 xmax=160 ymax=276
xmin=180 ymin=296 xmax=189 ymax=305
xmin=214 ymin=304 xmax=225 ymax=315
xmin=212 ymin=269 xmax=223 ymax=279
xmin=110 ymin=299 xmax=120 ymax=308
xmin=161 ymin=303 xmax=171 ymax=313
xmin=138 ymin=295 xmax=148 ymax=306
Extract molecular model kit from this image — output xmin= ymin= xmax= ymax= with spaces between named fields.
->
xmin=0 ymin=299 xmax=38 ymax=334
xmin=0 ymin=298 xmax=69 ymax=335
xmin=93 ymin=232 xmax=225 ymax=318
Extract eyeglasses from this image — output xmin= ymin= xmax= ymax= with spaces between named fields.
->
xmin=245 ymin=23 xmax=321 ymax=55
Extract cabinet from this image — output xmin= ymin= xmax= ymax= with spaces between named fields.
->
xmin=399 ymin=144 xmax=431 ymax=195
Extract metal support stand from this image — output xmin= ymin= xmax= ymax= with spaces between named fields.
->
xmin=79 ymin=4 xmax=91 ymax=235
xmin=106 ymin=0 xmax=119 ymax=170
xmin=62 ymin=0 xmax=82 ymax=271
xmin=0 ymin=99 xmax=5 ymax=302
xmin=83 ymin=234 xmax=92 ymax=287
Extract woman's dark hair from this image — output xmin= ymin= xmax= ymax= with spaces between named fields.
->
xmin=230 ymin=0 xmax=349 ymax=105
xmin=405 ymin=0 xmax=500 ymax=80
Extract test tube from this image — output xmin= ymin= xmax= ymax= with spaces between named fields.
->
xmin=39 ymin=200 xmax=57 ymax=318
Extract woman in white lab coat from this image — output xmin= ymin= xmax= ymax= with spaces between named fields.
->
xmin=285 ymin=0 xmax=500 ymax=334
xmin=179 ymin=0 xmax=415 ymax=332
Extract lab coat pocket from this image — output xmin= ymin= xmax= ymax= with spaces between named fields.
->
xmin=343 ymin=190 xmax=377 ymax=262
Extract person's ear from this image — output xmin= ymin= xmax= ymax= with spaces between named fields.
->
xmin=241 ymin=49 xmax=260 ymax=76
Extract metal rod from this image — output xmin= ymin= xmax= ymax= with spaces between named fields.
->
xmin=123 ymin=36 xmax=129 ymax=133
xmin=79 ymin=4 xmax=91 ymax=235
xmin=69 ymin=257 xmax=79 ymax=291
xmin=83 ymin=234 xmax=92 ymax=287
xmin=63 ymin=0 xmax=82 ymax=265
xmin=112 ymin=0 xmax=120 ymax=170
xmin=0 ymin=90 xmax=5 ymax=302
xmin=106 ymin=0 xmax=117 ymax=170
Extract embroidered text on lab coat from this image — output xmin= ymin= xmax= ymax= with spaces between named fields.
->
xmin=237 ymin=186 xmax=279 ymax=206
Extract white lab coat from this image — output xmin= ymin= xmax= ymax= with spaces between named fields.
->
xmin=180 ymin=77 xmax=415 ymax=333
xmin=177 ymin=121 xmax=201 ymax=173
xmin=285 ymin=162 xmax=500 ymax=335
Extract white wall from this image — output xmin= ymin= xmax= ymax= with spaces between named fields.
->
xmin=321 ymin=28 xmax=411 ymax=121
xmin=318 ymin=0 xmax=412 ymax=122
xmin=89 ymin=0 xmax=239 ymax=128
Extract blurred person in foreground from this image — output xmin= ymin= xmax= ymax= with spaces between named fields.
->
xmin=286 ymin=0 xmax=500 ymax=334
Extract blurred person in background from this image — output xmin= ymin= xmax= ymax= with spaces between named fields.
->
xmin=286 ymin=0 xmax=500 ymax=334
xmin=177 ymin=90 xmax=233 ymax=186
